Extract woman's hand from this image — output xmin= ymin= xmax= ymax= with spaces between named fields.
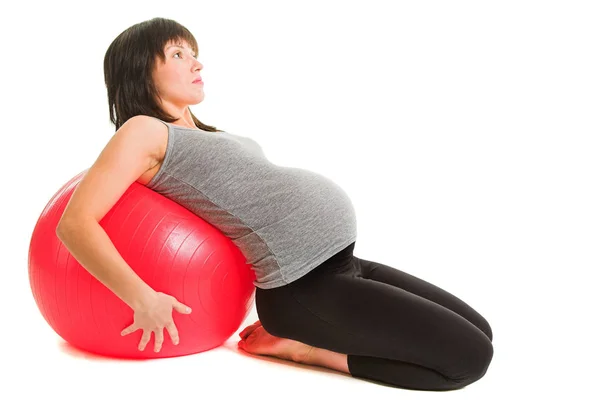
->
xmin=121 ymin=291 xmax=192 ymax=352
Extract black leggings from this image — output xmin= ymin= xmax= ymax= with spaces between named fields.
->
xmin=255 ymin=242 xmax=494 ymax=391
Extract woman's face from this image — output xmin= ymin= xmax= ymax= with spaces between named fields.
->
xmin=152 ymin=39 xmax=204 ymax=107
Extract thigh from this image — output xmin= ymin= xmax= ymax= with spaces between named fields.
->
xmin=256 ymin=269 xmax=492 ymax=379
xmin=356 ymin=256 xmax=493 ymax=342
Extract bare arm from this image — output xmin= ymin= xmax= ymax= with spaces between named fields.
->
xmin=56 ymin=219 xmax=156 ymax=310
xmin=56 ymin=115 xmax=164 ymax=310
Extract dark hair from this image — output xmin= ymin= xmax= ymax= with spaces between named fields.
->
xmin=103 ymin=17 xmax=222 ymax=132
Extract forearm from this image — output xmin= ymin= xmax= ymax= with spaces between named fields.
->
xmin=56 ymin=218 xmax=156 ymax=310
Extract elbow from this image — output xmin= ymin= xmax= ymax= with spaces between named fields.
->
xmin=56 ymin=214 xmax=99 ymax=241
xmin=55 ymin=220 xmax=71 ymax=240
xmin=56 ymin=216 xmax=83 ymax=239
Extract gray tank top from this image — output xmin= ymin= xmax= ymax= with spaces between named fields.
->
xmin=146 ymin=117 xmax=357 ymax=289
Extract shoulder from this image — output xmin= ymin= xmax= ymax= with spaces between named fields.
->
xmin=120 ymin=115 xmax=169 ymax=141
xmin=123 ymin=115 xmax=169 ymax=135
xmin=119 ymin=115 xmax=169 ymax=162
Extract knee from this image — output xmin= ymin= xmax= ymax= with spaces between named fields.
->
xmin=480 ymin=319 xmax=493 ymax=343
xmin=467 ymin=341 xmax=493 ymax=386
xmin=451 ymin=339 xmax=494 ymax=389
xmin=472 ymin=313 xmax=493 ymax=343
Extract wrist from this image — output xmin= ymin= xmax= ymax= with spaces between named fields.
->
xmin=129 ymin=284 xmax=157 ymax=311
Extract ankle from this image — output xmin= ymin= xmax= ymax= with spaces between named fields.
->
xmin=292 ymin=345 xmax=315 ymax=364
xmin=297 ymin=346 xmax=351 ymax=374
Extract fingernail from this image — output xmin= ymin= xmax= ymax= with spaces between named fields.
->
xmin=186 ymin=307 xmax=192 ymax=313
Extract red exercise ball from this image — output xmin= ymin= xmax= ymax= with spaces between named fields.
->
xmin=28 ymin=169 xmax=256 ymax=359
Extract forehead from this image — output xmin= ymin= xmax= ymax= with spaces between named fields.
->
xmin=165 ymin=40 xmax=194 ymax=51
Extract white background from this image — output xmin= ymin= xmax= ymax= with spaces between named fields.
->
xmin=1 ymin=0 xmax=598 ymax=398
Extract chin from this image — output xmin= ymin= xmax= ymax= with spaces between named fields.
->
xmin=188 ymin=94 xmax=204 ymax=105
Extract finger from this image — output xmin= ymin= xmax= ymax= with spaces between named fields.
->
xmin=138 ymin=330 xmax=152 ymax=351
xmin=165 ymin=322 xmax=180 ymax=345
xmin=173 ymin=301 xmax=192 ymax=314
xmin=154 ymin=328 xmax=164 ymax=353
xmin=121 ymin=322 xmax=138 ymax=336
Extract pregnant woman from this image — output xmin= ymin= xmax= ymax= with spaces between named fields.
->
xmin=56 ymin=17 xmax=494 ymax=391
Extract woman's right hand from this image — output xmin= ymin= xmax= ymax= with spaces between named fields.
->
xmin=121 ymin=291 xmax=192 ymax=352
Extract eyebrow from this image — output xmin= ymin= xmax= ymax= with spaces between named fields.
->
xmin=166 ymin=44 xmax=195 ymax=53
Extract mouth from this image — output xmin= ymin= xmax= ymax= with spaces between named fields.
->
xmin=192 ymin=78 xmax=203 ymax=84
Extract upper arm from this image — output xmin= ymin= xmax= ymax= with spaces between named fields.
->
xmin=56 ymin=115 xmax=166 ymax=229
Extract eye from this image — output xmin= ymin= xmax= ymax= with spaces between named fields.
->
xmin=174 ymin=51 xmax=197 ymax=59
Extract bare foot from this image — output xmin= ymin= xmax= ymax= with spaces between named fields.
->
xmin=238 ymin=320 xmax=314 ymax=364
xmin=239 ymin=319 xmax=263 ymax=340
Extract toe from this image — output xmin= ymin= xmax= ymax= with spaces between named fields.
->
xmin=239 ymin=320 xmax=262 ymax=339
